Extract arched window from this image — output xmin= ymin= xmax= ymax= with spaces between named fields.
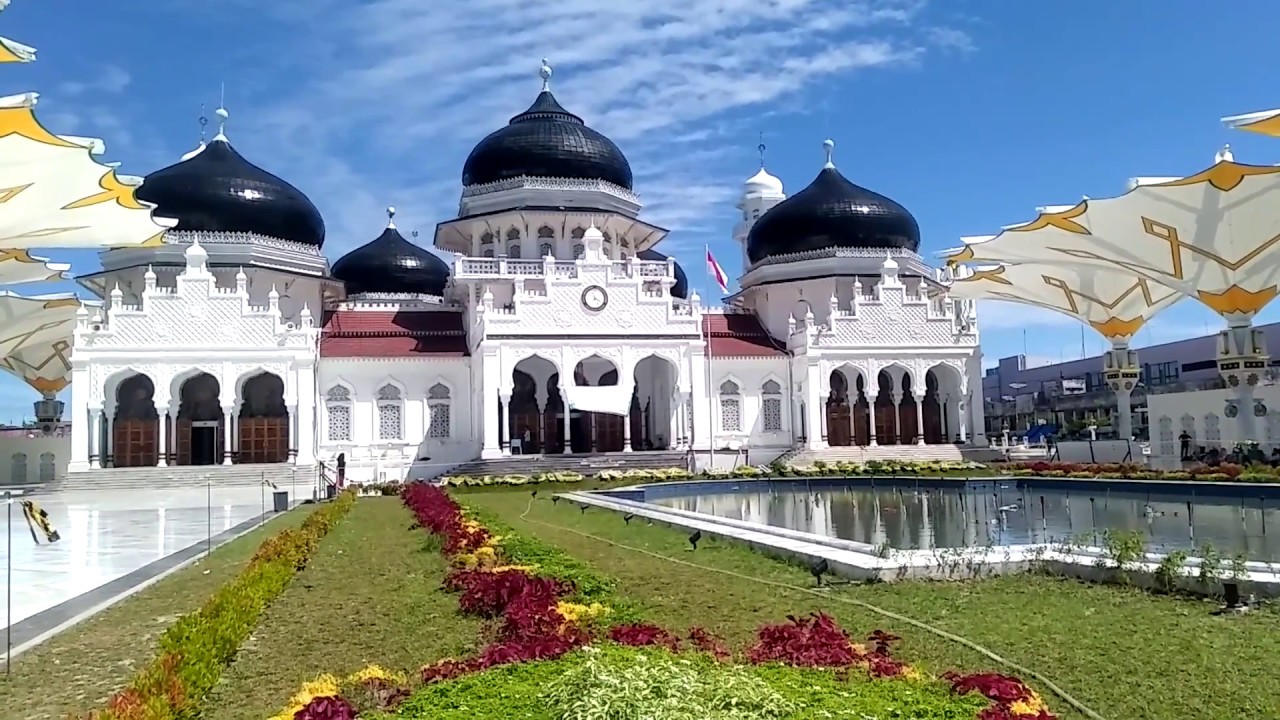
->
xmin=506 ymin=227 xmax=521 ymax=242
xmin=38 ymin=452 xmax=55 ymax=483
xmin=508 ymin=244 xmax=522 ymax=258
xmin=10 ymin=453 xmax=27 ymax=484
xmin=427 ymin=382 xmax=452 ymax=439
xmin=761 ymin=380 xmax=783 ymax=432
xmin=719 ymin=380 xmax=741 ymax=433
xmin=483 ymin=248 xmax=495 ymax=258
xmin=538 ymin=225 xmax=555 ymax=239
xmin=573 ymin=244 xmax=585 ymax=259
xmin=377 ymin=384 xmax=404 ymax=440
xmin=325 ymin=386 xmax=352 ymax=442
xmin=571 ymin=227 xmax=586 ymax=240
xmin=480 ymin=231 xmax=494 ymax=245
xmin=539 ymin=243 xmax=553 ymax=258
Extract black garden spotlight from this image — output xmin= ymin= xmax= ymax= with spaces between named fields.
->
xmin=688 ymin=530 xmax=702 ymax=550
xmin=623 ymin=513 xmax=635 ymax=524
xmin=811 ymin=557 xmax=830 ymax=586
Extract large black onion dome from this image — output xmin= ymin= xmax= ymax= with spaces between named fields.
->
xmin=638 ymin=248 xmax=688 ymax=299
xmin=137 ymin=134 xmax=326 ymax=247
xmin=332 ymin=212 xmax=451 ymax=296
xmin=461 ymin=66 xmax=633 ymax=190
xmin=746 ymin=143 xmax=918 ymax=264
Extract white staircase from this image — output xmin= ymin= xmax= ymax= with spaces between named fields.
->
xmin=787 ymin=444 xmax=967 ymax=466
xmin=43 ymin=463 xmax=318 ymax=494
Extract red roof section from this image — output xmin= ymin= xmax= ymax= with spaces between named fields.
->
xmin=320 ymin=310 xmax=469 ymax=358
xmin=702 ymin=313 xmax=785 ymax=357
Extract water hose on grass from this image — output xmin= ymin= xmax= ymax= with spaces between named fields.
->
xmin=517 ymin=499 xmax=1107 ymax=720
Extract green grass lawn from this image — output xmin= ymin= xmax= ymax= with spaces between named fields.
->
xmin=460 ymin=488 xmax=1280 ymax=720
xmin=204 ymin=497 xmax=484 ymax=720
xmin=0 ymin=506 xmax=316 ymax=720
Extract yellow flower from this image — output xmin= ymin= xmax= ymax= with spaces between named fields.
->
xmin=555 ymin=601 xmax=611 ymax=628
xmin=491 ymin=564 xmax=539 ymax=573
xmin=269 ymin=674 xmax=340 ymax=720
xmin=900 ymin=665 xmax=925 ymax=681
xmin=348 ymin=664 xmax=407 ymax=684
xmin=1009 ymin=691 xmax=1050 ymax=716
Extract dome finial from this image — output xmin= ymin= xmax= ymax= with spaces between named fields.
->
xmin=386 ymin=206 xmax=396 ymax=229
xmin=1216 ymin=143 xmax=1233 ymax=163
xmin=539 ymin=58 xmax=552 ymax=91
xmin=757 ymin=132 xmax=767 ymax=169
xmin=198 ymin=103 xmax=208 ymax=143
xmin=213 ymin=106 xmax=229 ymax=140
xmin=822 ymin=139 xmax=835 ymax=169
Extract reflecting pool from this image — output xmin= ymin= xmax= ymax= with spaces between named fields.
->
xmin=652 ymin=481 xmax=1280 ymax=561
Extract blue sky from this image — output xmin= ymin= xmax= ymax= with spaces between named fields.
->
xmin=1 ymin=0 xmax=1279 ymax=421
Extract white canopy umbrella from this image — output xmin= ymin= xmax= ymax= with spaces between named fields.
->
xmin=0 ymin=247 xmax=69 ymax=284
xmin=0 ymin=35 xmax=33 ymax=63
xmin=0 ymin=290 xmax=79 ymax=358
xmin=0 ymin=93 xmax=176 ymax=249
xmin=947 ymin=263 xmax=1184 ymax=440
xmin=0 ymin=333 xmax=72 ymax=395
xmin=947 ymin=155 xmax=1280 ymax=446
xmin=1222 ymin=108 xmax=1280 ymax=138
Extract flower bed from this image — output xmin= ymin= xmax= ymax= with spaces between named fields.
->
xmin=273 ymin=483 xmax=1056 ymax=719
xmin=1006 ymin=460 xmax=1280 ymax=482
xmin=89 ymin=490 xmax=358 ymax=720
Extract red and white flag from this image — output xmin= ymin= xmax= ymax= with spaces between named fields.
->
xmin=705 ymin=246 xmax=729 ymax=294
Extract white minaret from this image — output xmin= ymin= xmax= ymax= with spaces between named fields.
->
xmin=734 ymin=137 xmax=785 ymax=270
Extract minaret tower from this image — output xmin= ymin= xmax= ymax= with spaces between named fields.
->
xmin=734 ymin=136 xmax=785 ymax=270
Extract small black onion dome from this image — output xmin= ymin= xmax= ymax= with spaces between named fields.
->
xmin=461 ymin=63 xmax=633 ymax=189
xmin=638 ymin=248 xmax=688 ymax=299
xmin=746 ymin=140 xmax=919 ymax=264
xmin=137 ymin=118 xmax=325 ymax=247
xmin=332 ymin=209 xmax=451 ymax=296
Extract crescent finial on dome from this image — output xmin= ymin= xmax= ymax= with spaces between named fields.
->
xmin=540 ymin=58 xmax=552 ymax=91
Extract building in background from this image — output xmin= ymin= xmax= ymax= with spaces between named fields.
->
xmin=982 ymin=321 xmax=1280 ymax=440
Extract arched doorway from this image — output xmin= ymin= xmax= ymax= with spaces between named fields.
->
xmin=631 ymin=355 xmax=678 ymax=450
xmin=176 ymin=373 xmax=222 ymax=465
xmin=510 ymin=355 xmax=560 ymax=454
xmin=897 ymin=372 xmax=918 ymax=444
xmin=239 ymin=372 xmax=289 ymax=464
xmin=873 ymin=370 xmax=897 ymax=444
xmin=852 ymin=374 xmax=871 ymax=446
xmin=826 ymin=370 xmax=852 ymax=446
xmin=573 ymin=354 xmax=624 ymax=452
xmin=112 ymin=374 xmax=158 ymax=467
xmin=923 ymin=364 xmax=964 ymax=444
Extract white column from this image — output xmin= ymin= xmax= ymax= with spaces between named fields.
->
xmin=690 ymin=348 xmax=711 ymax=450
xmin=481 ymin=349 xmax=502 ymax=459
xmin=296 ymin=365 xmax=317 ymax=466
xmin=500 ymin=394 xmax=512 ymax=455
xmin=69 ymin=393 xmax=91 ymax=471
xmin=1104 ymin=341 xmax=1141 ymax=442
xmin=804 ymin=362 xmax=825 ymax=450
xmin=967 ymin=356 xmax=987 ymax=446
xmin=88 ymin=408 xmax=102 ymax=469
xmin=957 ymin=390 xmax=970 ymax=444
xmin=890 ymin=392 xmax=902 ymax=445
xmin=623 ymin=407 xmax=632 ymax=452
xmin=867 ymin=394 xmax=878 ymax=446
xmin=562 ymin=387 xmax=573 ymax=453
xmin=287 ymin=405 xmax=299 ymax=464
xmin=222 ymin=406 xmax=234 ymax=465
xmin=103 ymin=411 xmax=113 ymax=466
xmin=156 ymin=407 xmax=168 ymax=467
xmin=915 ymin=392 xmax=926 ymax=445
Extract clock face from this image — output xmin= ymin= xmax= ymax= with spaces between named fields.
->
xmin=582 ymin=285 xmax=608 ymax=311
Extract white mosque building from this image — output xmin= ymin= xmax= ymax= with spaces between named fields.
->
xmin=51 ymin=63 xmax=986 ymax=486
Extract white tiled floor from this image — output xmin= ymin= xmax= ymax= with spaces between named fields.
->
xmin=0 ymin=486 xmax=275 ymax=628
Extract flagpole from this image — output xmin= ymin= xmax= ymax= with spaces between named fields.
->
xmin=705 ymin=245 xmax=716 ymax=467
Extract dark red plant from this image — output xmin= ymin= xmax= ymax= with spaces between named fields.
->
xmin=747 ymin=613 xmax=863 ymax=668
xmin=608 ymin=623 xmax=682 ymax=650
xmin=293 ymin=695 xmax=356 ymax=720
xmin=686 ymin=627 xmax=731 ymax=661
xmin=943 ymin=672 xmax=1057 ymax=719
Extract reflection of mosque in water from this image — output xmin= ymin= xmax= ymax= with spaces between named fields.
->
xmin=660 ymin=486 xmax=1280 ymax=561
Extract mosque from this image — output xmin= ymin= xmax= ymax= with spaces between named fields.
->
xmin=60 ymin=62 xmax=986 ymax=484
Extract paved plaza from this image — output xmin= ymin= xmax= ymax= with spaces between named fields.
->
xmin=0 ymin=486 xmax=279 ymax=629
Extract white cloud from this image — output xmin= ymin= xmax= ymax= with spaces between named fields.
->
xmin=227 ymin=0 xmax=971 ymax=254
xmin=58 ymin=65 xmax=131 ymax=97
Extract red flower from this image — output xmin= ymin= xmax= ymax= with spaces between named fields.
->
xmin=294 ymin=695 xmax=356 ymax=720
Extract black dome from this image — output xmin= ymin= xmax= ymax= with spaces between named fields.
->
xmin=137 ymin=138 xmax=325 ymax=247
xmin=462 ymin=90 xmax=633 ymax=190
xmin=638 ymin=248 xmax=688 ymax=299
xmin=746 ymin=166 xmax=919 ymax=264
xmin=332 ymin=221 xmax=451 ymax=296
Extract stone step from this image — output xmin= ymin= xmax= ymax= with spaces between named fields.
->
xmin=43 ymin=463 xmax=318 ymax=494
xmin=449 ymin=451 xmax=689 ymax=478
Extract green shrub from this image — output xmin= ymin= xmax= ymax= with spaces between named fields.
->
xmin=90 ymin=490 xmax=358 ymax=720
xmin=395 ymin=645 xmax=988 ymax=719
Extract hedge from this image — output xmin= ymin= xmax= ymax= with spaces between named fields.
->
xmin=87 ymin=490 xmax=358 ymax=720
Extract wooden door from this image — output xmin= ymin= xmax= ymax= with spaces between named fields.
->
xmin=542 ymin=409 xmax=563 ymax=453
xmin=629 ymin=403 xmax=645 ymax=450
xmin=512 ymin=412 xmax=543 ymax=453
xmin=923 ymin=396 xmax=944 ymax=444
xmin=875 ymin=398 xmax=897 ymax=444
xmin=113 ymin=420 xmax=157 ymax=467
xmin=853 ymin=398 xmax=871 ymax=446
xmin=239 ymin=417 xmax=288 ymax=464
xmin=898 ymin=399 xmax=918 ymax=444
xmin=827 ymin=401 xmax=852 ymax=446
xmin=593 ymin=413 xmax=625 ymax=452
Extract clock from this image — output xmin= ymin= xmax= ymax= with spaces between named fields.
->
xmin=582 ymin=285 xmax=608 ymax=311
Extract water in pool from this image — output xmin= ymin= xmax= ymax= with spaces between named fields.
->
xmin=651 ymin=482 xmax=1280 ymax=561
